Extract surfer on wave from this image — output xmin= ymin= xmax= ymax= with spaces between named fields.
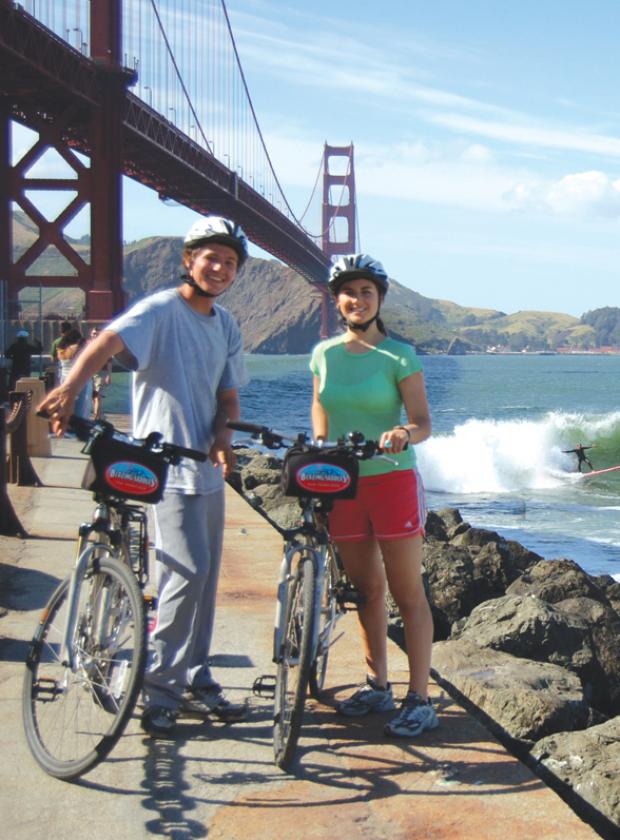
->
xmin=562 ymin=442 xmax=595 ymax=472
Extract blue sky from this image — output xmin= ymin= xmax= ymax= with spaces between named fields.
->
xmin=14 ymin=0 xmax=620 ymax=318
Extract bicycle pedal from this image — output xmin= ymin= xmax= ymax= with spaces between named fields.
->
xmin=252 ymin=674 xmax=276 ymax=698
xmin=337 ymin=584 xmax=365 ymax=609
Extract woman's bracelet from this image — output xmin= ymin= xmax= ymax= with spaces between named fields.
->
xmin=394 ymin=425 xmax=412 ymax=442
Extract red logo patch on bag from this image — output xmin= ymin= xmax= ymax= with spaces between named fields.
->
xmin=295 ymin=462 xmax=352 ymax=494
xmin=105 ymin=461 xmax=160 ymax=496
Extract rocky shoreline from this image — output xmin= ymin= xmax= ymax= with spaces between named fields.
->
xmin=229 ymin=447 xmax=620 ymax=837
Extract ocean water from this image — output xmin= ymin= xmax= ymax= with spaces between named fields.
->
xmin=106 ymin=353 xmax=620 ymax=580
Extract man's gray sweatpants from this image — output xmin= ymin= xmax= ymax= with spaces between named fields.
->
xmin=142 ymin=489 xmax=225 ymax=709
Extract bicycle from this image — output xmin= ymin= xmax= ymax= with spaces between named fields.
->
xmin=22 ymin=414 xmax=206 ymax=781
xmin=228 ymin=420 xmax=394 ymax=770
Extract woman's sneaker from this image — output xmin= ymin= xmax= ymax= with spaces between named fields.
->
xmin=384 ymin=691 xmax=439 ymax=737
xmin=336 ymin=676 xmax=395 ymax=716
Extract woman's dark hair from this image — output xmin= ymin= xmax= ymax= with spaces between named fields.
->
xmin=57 ymin=329 xmax=84 ymax=350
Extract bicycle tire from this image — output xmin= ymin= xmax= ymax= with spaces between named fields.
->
xmin=22 ymin=553 xmax=146 ymax=781
xmin=308 ymin=542 xmax=340 ymax=698
xmin=273 ymin=552 xmax=316 ymax=770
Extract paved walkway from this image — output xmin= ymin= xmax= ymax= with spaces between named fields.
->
xmin=0 ymin=436 xmax=602 ymax=839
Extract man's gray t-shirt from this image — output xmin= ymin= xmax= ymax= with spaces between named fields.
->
xmin=109 ymin=287 xmax=248 ymax=495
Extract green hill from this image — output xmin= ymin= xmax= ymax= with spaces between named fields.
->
xmin=9 ymin=211 xmax=608 ymax=353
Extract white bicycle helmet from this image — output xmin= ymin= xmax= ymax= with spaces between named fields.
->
xmin=183 ymin=216 xmax=248 ymax=267
xmin=327 ymin=254 xmax=389 ymax=295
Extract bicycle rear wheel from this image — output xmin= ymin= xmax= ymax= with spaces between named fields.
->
xmin=308 ymin=543 xmax=340 ymax=698
xmin=273 ymin=552 xmax=316 ymax=770
xmin=22 ymin=553 xmax=146 ymax=781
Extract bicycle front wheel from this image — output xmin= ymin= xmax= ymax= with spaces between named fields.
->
xmin=22 ymin=553 xmax=146 ymax=781
xmin=273 ymin=552 xmax=316 ymax=770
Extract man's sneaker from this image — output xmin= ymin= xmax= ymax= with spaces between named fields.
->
xmin=180 ymin=684 xmax=248 ymax=722
xmin=141 ymin=705 xmax=177 ymax=737
xmin=336 ymin=676 xmax=395 ymax=716
xmin=384 ymin=691 xmax=439 ymax=737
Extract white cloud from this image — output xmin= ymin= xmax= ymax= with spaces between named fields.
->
xmin=461 ymin=143 xmax=494 ymax=163
xmin=427 ymin=112 xmax=620 ymax=159
xmin=506 ymin=170 xmax=620 ymax=219
xmin=546 ymin=171 xmax=620 ymax=217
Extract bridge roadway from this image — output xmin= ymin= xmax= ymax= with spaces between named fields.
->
xmin=0 ymin=430 xmax=600 ymax=839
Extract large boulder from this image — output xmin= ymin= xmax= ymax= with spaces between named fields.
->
xmin=432 ymin=639 xmax=591 ymax=744
xmin=507 ymin=561 xmax=620 ymax=715
xmin=532 ymin=716 xmax=620 ymax=831
xmin=421 ymin=510 xmax=541 ymax=640
xmin=507 ymin=557 xmax=614 ymax=606
xmin=451 ymin=593 xmax=620 ymax=716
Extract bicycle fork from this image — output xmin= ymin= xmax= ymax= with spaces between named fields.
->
xmin=272 ymin=541 xmax=325 ymax=665
xmin=60 ymin=530 xmax=112 ymax=670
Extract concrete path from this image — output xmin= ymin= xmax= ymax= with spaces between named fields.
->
xmin=0 ymin=436 xmax=602 ymax=839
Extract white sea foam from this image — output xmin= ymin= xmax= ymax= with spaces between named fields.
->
xmin=418 ymin=410 xmax=620 ymax=495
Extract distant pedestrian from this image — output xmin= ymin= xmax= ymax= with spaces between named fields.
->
xmin=562 ymin=443 xmax=595 ymax=472
xmin=4 ymin=330 xmax=42 ymax=389
xmin=56 ymin=329 xmax=90 ymax=419
xmin=89 ymin=328 xmax=112 ymax=420
xmin=50 ymin=321 xmax=72 ymax=362
xmin=50 ymin=321 xmax=73 ymax=387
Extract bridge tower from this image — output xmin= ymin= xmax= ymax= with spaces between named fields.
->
xmin=318 ymin=143 xmax=357 ymax=337
xmin=1 ymin=0 xmax=129 ymax=324
xmin=321 ymin=143 xmax=357 ymax=258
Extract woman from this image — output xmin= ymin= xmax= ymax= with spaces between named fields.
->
xmin=310 ymin=254 xmax=436 ymax=738
xmin=57 ymin=328 xmax=90 ymax=419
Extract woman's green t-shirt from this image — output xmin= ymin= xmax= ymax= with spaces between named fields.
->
xmin=309 ymin=334 xmax=423 ymax=476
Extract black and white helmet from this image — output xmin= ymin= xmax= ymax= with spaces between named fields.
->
xmin=184 ymin=216 xmax=248 ymax=267
xmin=327 ymin=254 xmax=389 ymax=295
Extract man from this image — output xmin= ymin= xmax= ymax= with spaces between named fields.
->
xmin=562 ymin=443 xmax=595 ymax=472
xmin=39 ymin=215 xmax=250 ymax=736
xmin=5 ymin=329 xmax=43 ymax=389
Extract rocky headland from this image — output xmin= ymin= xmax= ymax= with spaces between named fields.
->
xmin=229 ymin=447 xmax=620 ymax=837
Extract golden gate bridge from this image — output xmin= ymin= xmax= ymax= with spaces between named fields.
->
xmin=0 ymin=0 xmax=358 ymax=330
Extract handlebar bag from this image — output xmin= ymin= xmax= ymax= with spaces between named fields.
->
xmin=85 ymin=435 xmax=169 ymax=503
xmin=280 ymin=445 xmax=359 ymax=499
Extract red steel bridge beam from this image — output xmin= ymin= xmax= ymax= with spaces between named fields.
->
xmin=88 ymin=0 xmax=126 ymax=319
xmin=0 ymin=0 xmax=131 ymax=320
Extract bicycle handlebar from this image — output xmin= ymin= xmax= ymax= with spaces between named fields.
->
xmin=226 ymin=420 xmax=392 ymax=460
xmin=37 ymin=411 xmax=207 ymax=464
